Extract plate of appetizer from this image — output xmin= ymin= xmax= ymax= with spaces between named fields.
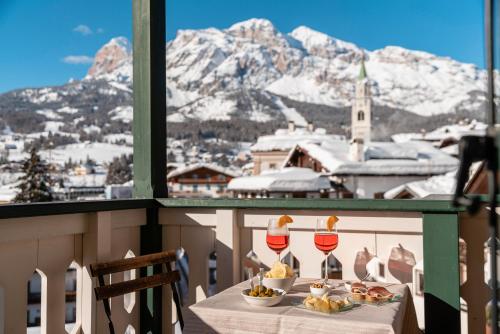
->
xmin=349 ymin=283 xmax=402 ymax=305
xmin=295 ymin=293 xmax=356 ymax=314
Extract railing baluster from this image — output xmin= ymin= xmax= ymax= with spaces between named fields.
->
xmin=0 ymin=240 xmax=37 ymax=334
xmin=38 ymin=235 xmax=76 ymax=334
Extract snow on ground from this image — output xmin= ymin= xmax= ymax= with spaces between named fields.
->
xmin=83 ymin=125 xmax=102 ymax=134
xmin=109 ymin=106 xmax=133 ymax=123
xmin=73 ymin=116 xmax=84 ymax=125
xmin=167 ymin=113 xmax=187 ymax=122
xmin=39 ymin=143 xmax=132 ymax=165
xmin=57 ymin=106 xmax=79 ymax=114
xmin=65 ymin=174 xmax=107 ymax=187
xmin=273 ymin=96 xmax=308 ymax=126
xmin=0 ymin=184 xmax=18 ymax=202
xmin=44 ymin=121 xmax=64 ymax=132
xmin=0 ymin=173 xmax=21 ymax=202
xmin=109 ymin=81 xmax=132 ymax=93
xmin=267 ymin=76 xmax=348 ymax=110
xmin=172 ymin=94 xmax=236 ymax=121
xmin=104 ymin=133 xmax=133 ymax=145
xmin=36 ymin=109 xmax=62 ymax=120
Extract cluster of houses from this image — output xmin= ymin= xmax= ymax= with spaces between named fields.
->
xmin=168 ymin=63 xmax=486 ymax=200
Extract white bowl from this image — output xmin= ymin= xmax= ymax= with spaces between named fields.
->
xmin=241 ymin=288 xmax=286 ymax=307
xmin=310 ymin=284 xmax=330 ymax=297
xmin=262 ymin=275 xmax=297 ymax=292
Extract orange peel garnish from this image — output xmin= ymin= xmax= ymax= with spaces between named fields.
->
xmin=278 ymin=215 xmax=293 ymax=227
xmin=327 ymin=215 xmax=339 ymax=231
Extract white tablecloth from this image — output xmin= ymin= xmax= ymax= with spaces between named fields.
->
xmin=184 ymin=278 xmax=421 ymax=334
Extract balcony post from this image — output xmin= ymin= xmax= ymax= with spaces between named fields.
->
xmin=215 ymin=209 xmax=240 ymax=291
xmin=82 ymin=212 xmax=112 ymax=334
xmin=133 ymin=0 xmax=166 ymax=332
xmin=132 ymin=0 xmax=167 ymax=199
xmin=423 ymin=213 xmax=460 ymax=333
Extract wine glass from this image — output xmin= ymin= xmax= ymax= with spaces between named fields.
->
xmin=314 ymin=218 xmax=339 ymax=284
xmin=266 ymin=218 xmax=290 ymax=262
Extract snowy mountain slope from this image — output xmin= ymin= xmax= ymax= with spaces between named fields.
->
xmin=86 ymin=18 xmax=487 ymax=119
xmin=0 ymin=18 xmax=490 ymax=150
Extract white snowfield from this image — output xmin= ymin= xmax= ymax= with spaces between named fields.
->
xmin=109 ymin=105 xmax=133 ymax=123
xmin=65 ymin=174 xmax=107 ymax=187
xmin=285 ymin=140 xmax=458 ymax=176
xmin=251 ymin=127 xmax=346 ymax=152
xmin=228 ymin=167 xmax=330 ymax=192
xmin=86 ymin=18 xmax=490 ymax=122
xmin=39 ymin=143 xmax=132 ymax=165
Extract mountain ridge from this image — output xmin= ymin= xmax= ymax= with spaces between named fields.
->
xmin=0 ymin=18 xmax=488 ymax=148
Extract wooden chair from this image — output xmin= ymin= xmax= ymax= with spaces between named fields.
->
xmin=90 ymin=250 xmax=184 ymax=334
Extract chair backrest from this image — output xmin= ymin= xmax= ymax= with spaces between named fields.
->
xmin=89 ymin=250 xmax=184 ymax=334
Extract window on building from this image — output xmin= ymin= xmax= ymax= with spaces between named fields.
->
xmin=206 ymin=184 xmax=211 ymax=190
xmin=269 ymin=163 xmax=277 ymax=169
xmin=193 ymin=184 xmax=198 ymax=192
xmin=358 ymin=110 xmax=365 ymax=121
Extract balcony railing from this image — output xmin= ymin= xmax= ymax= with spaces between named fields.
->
xmin=0 ymin=198 xmax=490 ymax=334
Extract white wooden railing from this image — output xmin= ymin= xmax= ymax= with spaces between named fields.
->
xmin=1 ymin=205 xmax=487 ymax=333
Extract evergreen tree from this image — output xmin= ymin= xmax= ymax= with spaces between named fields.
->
xmin=14 ymin=148 xmax=53 ymax=203
xmin=106 ymin=154 xmax=133 ymax=185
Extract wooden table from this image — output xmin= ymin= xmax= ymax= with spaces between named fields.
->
xmin=184 ymin=278 xmax=422 ymax=334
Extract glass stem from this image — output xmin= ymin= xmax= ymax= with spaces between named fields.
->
xmin=324 ymin=253 xmax=328 ymax=284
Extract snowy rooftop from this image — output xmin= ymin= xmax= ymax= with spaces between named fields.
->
xmin=251 ymin=127 xmax=346 ymax=152
xmin=228 ymin=167 xmax=330 ymax=192
xmin=384 ymin=171 xmax=456 ymax=199
xmin=167 ymin=163 xmax=241 ymax=179
xmin=286 ymin=140 xmax=458 ymax=176
xmin=392 ymin=120 xmax=487 ymax=143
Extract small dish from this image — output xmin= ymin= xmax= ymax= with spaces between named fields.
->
xmin=344 ymin=281 xmax=366 ymax=291
xmin=241 ymin=288 xmax=286 ymax=307
xmin=263 ymin=274 xmax=297 ymax=292
xmin=309 ymin=282 xmax=330 ymax=297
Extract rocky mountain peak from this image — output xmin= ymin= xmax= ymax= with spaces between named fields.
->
xmin=87 ymin=37 xmax=131 ymax=77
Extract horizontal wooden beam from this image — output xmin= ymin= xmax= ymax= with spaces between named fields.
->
xmin=158 ymin=198 xmax=463 ymax=213
xmin=0 ymin=199 xmax=156 ymax=219
xmin=0 ymin=197 xmax=466 ymax=220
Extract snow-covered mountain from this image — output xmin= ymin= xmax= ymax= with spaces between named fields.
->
xmin=0 ymin=18 xmax=489 ymax=146
xmin=86 ymin=18 xmax=487 ymax=121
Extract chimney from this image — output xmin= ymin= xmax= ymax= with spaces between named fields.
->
xmin=307 ymin=121 xmax=314 ymax=132
xmin=349 ymin=138 xmax=365 ymax=162
xmin=288 ymin=121 xmax=295 ymax=133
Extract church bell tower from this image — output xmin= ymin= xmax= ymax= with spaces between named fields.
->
xmin=351 ymin=59 xmax=371 ymax=142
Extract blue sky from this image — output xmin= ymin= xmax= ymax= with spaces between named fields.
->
xmin=0 ymin=0 xmax=484 ymax=93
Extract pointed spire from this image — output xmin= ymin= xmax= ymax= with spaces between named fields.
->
xmin=358 ymin=58 xmax=367 ymax=80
